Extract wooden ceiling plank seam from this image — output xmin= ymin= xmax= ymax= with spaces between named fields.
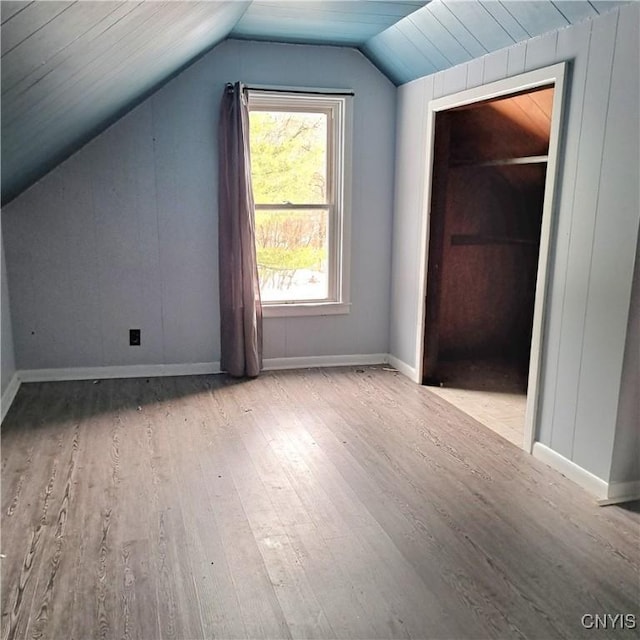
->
xmin=362 ymin=27 xmax=413 ymax=82
xmin=488 ymin=94 xmax=551 ymax=141
xmin=359 ymin=42 xmax=396 ymax=85
xmin=230 ymin=32 xmax=363 ymax=46
xmin=414 ymin=16 xmax=467 ymax=71
xmin=230 ymin=0 xmax=430 ymax=41
xmin=496 ymin=1 xmax=533 ymax=38
xmin=235 ymin=11 xmax=397 ymax=28
xmin=338 ymin=1 xmax=429 ymax=17
xmin=3 ymin=9 xmax=185 ymax=141
xmin=427 ymin=1 xmax=487 ymax=59
xmin=500 ymin=1 xmax=569 ymax=38
xmin=476 ymin=0 xmax=518 ymax=45
xmin=589 ymin=1 xmax=630 ymax=15
xmin=240 ymin=1 xmax=428 ymax=20
xmin=1 ymin=2 xmax=136 ymax=98
xmin=408 ymin=9 xmax=468 ymax=67
xmin=338 ymin=0 xmax=429 ymax=18
xmin=5 ymin=2 xmax=242 ymax=158
xmin=392 ymin=18 xmax=441 ymax=75
xmin=3 ymin=13 xmax=240 ymax=203
xmin=360 ymin=42 xmax=399 ymax=84
xmin=245 ymin=9 xmax=400 ymax=26
xmin=1 ymin=0 xmax=146 ymax=90
xmin=406 ymin=10 xmax=455 ymax=67
xmin=527 ymin=89 xmax=555 ymax=118
xmin=444 ymin=0 xmax=514 ymax=53
xmin=1 ymin=1 xmax=179 ymax=128
xmin=361 ymin=35 xmax=412 ymax=85
xmin=478 ymin=1 xmax=530 ymax=42
xmin=1 ymin=0 xmax=77 ymax=57
xmin=366 ymin=35 xmax=414 ymax=84
xmin=0 ymin=2 xmax=34 ymax=26
xmin=382 ymin=24 xmax=438 ymax=82
xmin=513 ymin=94 xmax=553 ymax=134
xmin=357 ymin=0 xmax=430 ymax=18
xmin=3 ymin=3 xmax=141 ymax=100
xmin=232 ymin=16 xmax=380 ymax=40
xmin=448 ymin=104 xmax=549 ymax=165
xmin=551 ymin=1 xmax=598 ymax=24
xmin=421 ymin=6 xmax=479 ymax=63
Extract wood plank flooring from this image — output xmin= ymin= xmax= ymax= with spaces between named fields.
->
xmin=1 ymin=366 xmax=638 ymax=639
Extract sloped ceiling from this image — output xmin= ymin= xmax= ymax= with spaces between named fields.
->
xmin=0 ymin=0 xmax=627 ymax=205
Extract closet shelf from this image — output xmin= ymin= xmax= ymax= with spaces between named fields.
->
xmin=450 ymin=155 xmax=548 ymax=168
xmin=451 ymin=234 xmax=539 ymax=247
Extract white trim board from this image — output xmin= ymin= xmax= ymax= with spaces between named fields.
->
xmin=533 ymin=442 xmax=640 ymax=504
xmin=13 ymin=354 xmax=389 ymax=385
xmin=386 ymin=354 xmax=418 ymax=381
xmin=1 ymin=372 xmax=21 ymax=423
xmin=19 ymin=362 xmax=222 ymax=383
xmin=532 ymin=441 xmax=609 ymax=500
xmin=600 ymin=481 xmax=640 ymax=506
xmin=262 ymin=353 xmax=387 ymax=371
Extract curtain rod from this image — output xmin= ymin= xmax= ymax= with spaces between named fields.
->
xmin=244 ymin=85 xmax=354 ymax=97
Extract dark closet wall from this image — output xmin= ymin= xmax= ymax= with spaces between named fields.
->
xmin=434 ymin=87 xmax=552 ymax=368
xmin=438 ymin=166 xmax=545 ymax=364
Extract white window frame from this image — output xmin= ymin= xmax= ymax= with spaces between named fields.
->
xmin=248 ymin=88 xmax=352 ymax=317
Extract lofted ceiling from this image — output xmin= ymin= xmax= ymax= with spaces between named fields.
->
xmin=0 ymin=1 xmax=628 ymax=205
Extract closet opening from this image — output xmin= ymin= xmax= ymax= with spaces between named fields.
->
xmin=416 ymin=65 xmax=567 ymax=451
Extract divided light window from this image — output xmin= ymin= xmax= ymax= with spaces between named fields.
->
xmin=248 ymin=90 xmax=350 ymax=312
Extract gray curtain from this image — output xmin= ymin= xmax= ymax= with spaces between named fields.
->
xmin=218 ymin=82 xmax=262 ymax=377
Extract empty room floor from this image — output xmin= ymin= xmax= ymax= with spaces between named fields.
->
xmin=1 ymin=367 xmax=638 ymax=639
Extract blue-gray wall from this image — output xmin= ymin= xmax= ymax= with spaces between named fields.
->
xmin=390 ymin=3 xmax=639 ymax=485
xmin=610 ymin=227 xmax=640 ymax=486
xmin=2 ymin=40 xmax=395 ymax=370
xmin=1 ymin=222 xmax=16 ymax=396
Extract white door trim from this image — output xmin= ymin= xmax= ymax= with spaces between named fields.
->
xmin=414 ymin=63 xmax=569 ymax=453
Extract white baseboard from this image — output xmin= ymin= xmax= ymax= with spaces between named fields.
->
xmin=262 ymin=353 xmax=388 ymax=371
xmin=19 ymin=362 xmax=222 ymax=383
xmin=386 ymin=354 xmax=419 ymax=382
xmin=532 ymin=442 xmax=609 ymax=500
xmin=1 ymin=372 xmax=21 ymax=423
xmin=601 ymin=480 xmax=640 ymax=505
xmin=14 ymin=355 xmax=389 ymax=385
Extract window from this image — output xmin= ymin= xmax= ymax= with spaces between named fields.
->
xmin=248 ymin=89 xmax=351 ymax=316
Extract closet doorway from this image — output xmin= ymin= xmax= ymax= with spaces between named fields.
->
xmin=416 ymin=64 xmax=567 ymax=451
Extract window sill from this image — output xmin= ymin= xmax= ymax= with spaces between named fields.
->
xmin=262 ymin=302 xmax=351 ymax=318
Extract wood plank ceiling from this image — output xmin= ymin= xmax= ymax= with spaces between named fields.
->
xmin=0 ymin=1 xmax=628 ymax=205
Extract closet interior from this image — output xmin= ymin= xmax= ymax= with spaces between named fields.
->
xmin=422 ymin=85 xmax=554 ymax=447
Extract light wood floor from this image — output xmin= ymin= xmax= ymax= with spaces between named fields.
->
xmin=426 ymin=360 xmax=528 ymax=447
xmin=1 ymin=367 xmax=638 ymax=640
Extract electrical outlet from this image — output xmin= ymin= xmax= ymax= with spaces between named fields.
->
xmin=129 ymin=329 xmax=141 ymax=346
